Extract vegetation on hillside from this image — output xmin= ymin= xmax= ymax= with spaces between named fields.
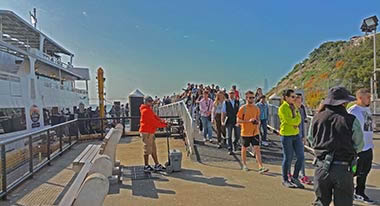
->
xmin=268 ymin=34 xmax=380 ymax=108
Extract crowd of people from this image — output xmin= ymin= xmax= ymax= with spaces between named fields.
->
xmin=136 ymin=82 xmax=375 ymax=205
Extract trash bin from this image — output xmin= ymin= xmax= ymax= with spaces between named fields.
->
xmin=129 ymin=89 xmax=144 ymax=131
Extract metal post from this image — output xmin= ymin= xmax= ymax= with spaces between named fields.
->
xmin=68 ymin=124 xmax=72 ymax=145
xmin=374 ymin=30 xmax=377 ymax=114
xmin=122 ymin=118 xmax=126 ymax=137
xmin=100 ymin=120 xmax=104 ymax=139
xmin=28 ymin=136 xmax=33 ymax=175
xmin=1 ymin=144 xmax=7 ymax=198
xmin=47 ymin=130 xmax=51 ymax=165
xmin=0 ymin=16 xmax=3 ymax=41
xmin=59 ymin=128 xmax=63 ymax=152
xmin=76 ymin=121 xmax=79 ymax=141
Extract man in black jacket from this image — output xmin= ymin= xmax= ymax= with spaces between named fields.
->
xmin=308 ymin=87 xmax=364 ymax=206
xmin=222 ymin=89 xmax=240 ymax=155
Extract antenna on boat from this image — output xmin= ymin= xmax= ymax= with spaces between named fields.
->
xmin=29 ymin=8 xmax=37 ymax=28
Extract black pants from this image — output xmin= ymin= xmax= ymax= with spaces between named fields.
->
xmin=313 ymin=164 xmax=353 ymax=206
xmin=356 ymin=149 xmax=373 ymax=196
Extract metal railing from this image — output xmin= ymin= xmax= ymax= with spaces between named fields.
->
xmin=159 ymin=101 xmax=196 ymax=158
xmin=0 ymin=119 xmax=79 ymax=199
xmin=267 ymin=104 xmax=315 ymax=153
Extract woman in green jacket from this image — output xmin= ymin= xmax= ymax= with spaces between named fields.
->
xmin=278 ymin=89 xmax=305 ymax=188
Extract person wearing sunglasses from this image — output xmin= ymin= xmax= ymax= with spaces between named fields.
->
xmin=237 ymin=90 xmax=269 ymax=173
xmin=278 ymin=89 xmax=304 ymax=188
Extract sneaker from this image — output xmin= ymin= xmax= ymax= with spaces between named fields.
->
xmin=203 ymin=138 xmax=207 ymax=142
xmin=144 ymin=165 xmax=154 ymax=173
xmin=300 ymin=176 xmax=313 ymax=185
xmin=228 ymin=151 xmax=234 ymax=155
xmin=242 ymin=165 xmax=249 ymax=171
xmin=354 ymin=194 xmax=375 ymax=204
xmin=261 ymin=141 xmax=269 ymax=146
xmin=258 ymin=167 xmax=269 ymax=174
xmin=217 ymin=144 xmax=222 ymax=149
xmin=290 ymin=177 xmax=305 ymax=189
xmin=154 ymin=164 xmax=165 ymax=171
xmin=288 ymin=173 xmax=292 ymax=182
xmin=282 ymin=180 xmax=296 ymax=188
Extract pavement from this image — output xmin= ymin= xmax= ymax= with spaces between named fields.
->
xmin=0 ymin=132 xmax=379 ymax=206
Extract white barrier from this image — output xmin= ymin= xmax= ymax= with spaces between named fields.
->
xmin=159 ymin=101 xmax=196 ymax=158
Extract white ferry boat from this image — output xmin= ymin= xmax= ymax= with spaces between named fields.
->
xmin=0 ymin=10 xmax=90 ymax=143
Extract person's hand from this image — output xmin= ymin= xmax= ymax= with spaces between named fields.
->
xmin=235 ymin=123 xmax=240 ymax=127
xmin=249 ymin=118 xmax=256 ymax=123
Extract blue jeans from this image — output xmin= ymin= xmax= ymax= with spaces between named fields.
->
xmin=226 ymin=124 xmax=240 ymax=151
xmin=260 ymin=119 xmax=268 ymax=141
xmin=201 ymin=116 xmax=213 ymax=140
xmin=281 ymin=135 xmax=305 ymax=182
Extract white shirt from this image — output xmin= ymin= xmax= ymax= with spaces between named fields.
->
xmin=348 ymin=105 xmax=374 ymax=151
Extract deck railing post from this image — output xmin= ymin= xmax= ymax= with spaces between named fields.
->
xmin=1 ymin=144 xmax=7 ymax=199
xmin=28 ymin=135 xmax=33 ymax=175
xmin=47 ymin=130 xmax=51 ymax=165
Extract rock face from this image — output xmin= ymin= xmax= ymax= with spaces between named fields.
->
xmin=268 ymin=33 xmax=380 ymax=109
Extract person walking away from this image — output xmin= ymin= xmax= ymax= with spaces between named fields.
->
xmin=278 ymin=89 xmax=305 ymax=188
xmin=347 ymin=88 xmax=375 ymax=204
xmin=139 ymin=96 xmax=168 ymax=173
xmin=198 ymin=90 xmax=214 ymax=142
xmin=212 ymin=91 xmax=226 ymax=148
xmin=222 ymin=89 xmax=241 ymax=155
xmin=256 ymin=95 xmax=270 ymax=146
xmin=308 ymin=87 xmax=364 ymax=206
xmin=295 ymin=93 xmax=312 ymax=185
xmin=237 ymin=90 xmax=269 ymax=173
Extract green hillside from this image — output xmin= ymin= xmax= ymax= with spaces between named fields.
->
xmin=268 ymin=34 xmax=380 ymax=108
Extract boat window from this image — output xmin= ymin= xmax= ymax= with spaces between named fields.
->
xmin=0 ymin=108 xmax=27 ymax=134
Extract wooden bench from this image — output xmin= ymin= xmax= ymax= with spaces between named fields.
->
xmin=59 ymin=161 xmax=109 ymax=206
xmin=72 ymin=144 xmax=101 ymax=173
xmin=58 ymin=124 xmax=124 ymax=206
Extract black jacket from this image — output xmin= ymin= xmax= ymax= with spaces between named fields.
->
xmin=311 ymin=105 xmax=356 ymax=162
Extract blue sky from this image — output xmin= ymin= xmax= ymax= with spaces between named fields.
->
xmin=1 ymin=0 xmax=379 ymax=104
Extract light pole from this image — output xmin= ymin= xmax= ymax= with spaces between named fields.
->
xmin=361 ymin=16 xmax=379 ymax=113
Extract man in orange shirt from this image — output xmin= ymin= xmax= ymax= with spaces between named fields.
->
xmin=139 ymin=96 xmax=168 ymax=173
xmin=237 ymin=90 xmax=269 ymax=173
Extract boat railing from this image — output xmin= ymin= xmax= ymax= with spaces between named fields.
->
xmin=41 ymin=52 xmax=72 ymax=70
xmin=0 ymin=119 xmax=79 ymax=199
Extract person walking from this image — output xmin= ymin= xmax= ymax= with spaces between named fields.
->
xmin=255 ymin=88 xmax=264 ymax=103
xmin=139 ymin=96 xmax=168 ymax=173
xmin=308 ymin=87 xmax=364 ymax=206
xmin=222 ymin=89 xmax=241 ymax=155
xmin=232 ymin=85 xmax=240 ymax=100
xmin=212 ymin=91 xmax=226 ymax=148
xmin=237 ymin=90 xmax=269 ymax=173
xmin=256 ymin=95 xmax=269 ymax=146
xmin=295 ymin=93 xmax=313 ymax=185
xmin=198 ymin=90 xmax=214 ymax=142
xmin=278 ymin=89 xmax=305 ymax=188
xmin=347 ymin=88 xmax=375 ymax=204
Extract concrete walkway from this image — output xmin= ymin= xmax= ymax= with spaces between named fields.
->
xmin=0 ymin=133 xmax=379 ymax=205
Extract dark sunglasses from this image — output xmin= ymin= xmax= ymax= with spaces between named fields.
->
xmin=248 ymin=97 xmax=255 ymax=99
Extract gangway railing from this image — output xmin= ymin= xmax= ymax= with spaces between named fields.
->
xmin=267 ymin=104 xmax=315 ymax=154
xmin=0 ymin=119 xmax=80 ymax=199
xmin=159 ymin=101 xmax=196 ymax=159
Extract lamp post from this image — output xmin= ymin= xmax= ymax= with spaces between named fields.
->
xmin=361 ymin=15 xmax=379 ymax=113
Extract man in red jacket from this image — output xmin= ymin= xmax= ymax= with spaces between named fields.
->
xmin=140 ymin=96 xmax=168 ymax=172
